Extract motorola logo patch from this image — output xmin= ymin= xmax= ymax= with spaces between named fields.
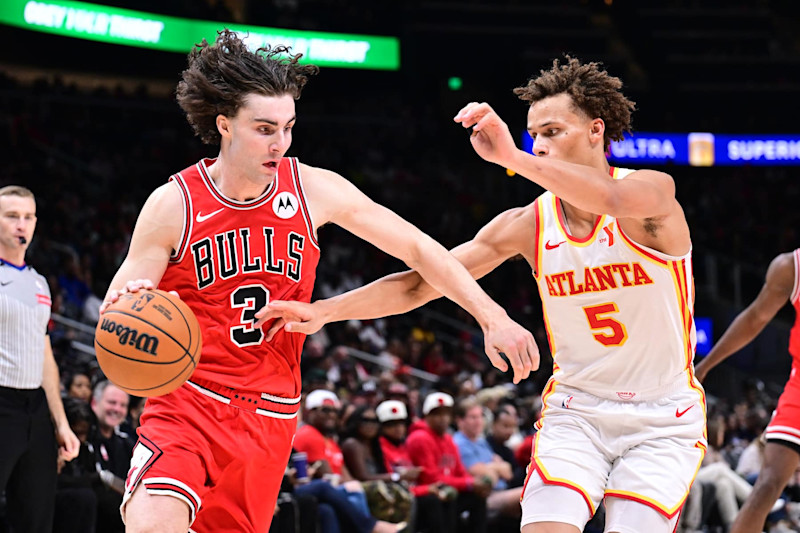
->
xmin=273 ymin=192 xmax=299 ymax=219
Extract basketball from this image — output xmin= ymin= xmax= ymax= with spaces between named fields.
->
xmin=94 ymin=290 xmax=202 ymax=397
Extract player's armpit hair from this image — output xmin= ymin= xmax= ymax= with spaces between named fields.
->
xmin=513 ymin=56 xmax=636 ymax=151
xmin=176 ymin=29 xmax=319 ymax=145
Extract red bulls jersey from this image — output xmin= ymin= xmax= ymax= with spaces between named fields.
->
xmin=789 ymin=249 xmax=800 ymax=360
xmin=159 ymin=157 xmax=319 ymax=398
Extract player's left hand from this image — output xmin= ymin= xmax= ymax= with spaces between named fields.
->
xmin=56 ymin=421 xmax=80 ymax=461
xmin=482 ymin=314 xmax=540 ymax=384
xmin=454 ymin=102 xmax=518 ymax=167
xmin=254 ymin=300 xmax=329 ymax=341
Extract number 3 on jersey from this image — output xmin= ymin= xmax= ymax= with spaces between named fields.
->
xmin=231 ymin=284 xmax=270 ymax=347
xmin=583 ymin=302 xmax=628 ymax=347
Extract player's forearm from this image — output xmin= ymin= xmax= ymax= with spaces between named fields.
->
xmin=701 ymin=308 xmax=769 ymax=371
xmin=405 ymin=236 xmax=507 ymax=331
xmin=318 ymin=271 xmax=442 ymax=324
xmin=506 ymin=149 xmax=616 ymax=214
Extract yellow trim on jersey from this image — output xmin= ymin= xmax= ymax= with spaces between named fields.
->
xmin=551 ymin=195 xmax=607 ymax=247
xmin=533 ymin=198 xmax=545 ymax=281
xmin=668 ymin=260 xmax=695 ymax=370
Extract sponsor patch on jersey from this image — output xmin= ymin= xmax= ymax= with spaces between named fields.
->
xmin=273 ymin=191 xmax=299 ymax=219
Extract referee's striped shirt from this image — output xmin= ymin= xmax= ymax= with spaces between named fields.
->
xmin=0 ymin=259 xmax=51 ymax=389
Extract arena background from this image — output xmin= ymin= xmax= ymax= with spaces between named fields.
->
xmin=1 ymin=0 xmax=800 ymax=529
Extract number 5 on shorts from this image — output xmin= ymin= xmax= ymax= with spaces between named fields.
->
xmin=583 ymin=302 xmax=628 ymax=347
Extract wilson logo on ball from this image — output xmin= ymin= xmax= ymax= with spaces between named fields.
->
xmin=99 ymin=318 xmax=160 ymax=356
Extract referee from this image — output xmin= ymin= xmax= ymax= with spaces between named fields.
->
xmin=0 ymin=185 xmax=79 ymax=532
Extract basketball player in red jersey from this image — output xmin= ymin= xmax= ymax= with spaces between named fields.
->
xmin=695 ymin=250 xmax=800 ymax=532
xmin=99 ymin=30 xmax=537 ymax=533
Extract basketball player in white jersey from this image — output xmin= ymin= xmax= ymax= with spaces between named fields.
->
xmin=257 ymin=57 xmax=706 ymax=533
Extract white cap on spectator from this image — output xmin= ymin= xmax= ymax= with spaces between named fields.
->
xmin=422 ymin=392 xmax=454 ymax=416
xmin=376 ymin=400 xmax=408 ymax=422
xmin=305 ymin=389 xmax=341 ymax=410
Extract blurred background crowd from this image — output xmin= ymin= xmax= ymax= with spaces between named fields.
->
xmin=2 ymin=0 xmax=800 ymax=531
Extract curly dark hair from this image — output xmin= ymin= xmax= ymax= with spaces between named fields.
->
xmin=513 ymin=56 xmax=636 ymax=151
xmin=176 ymin=29 xmax=319 ymax=145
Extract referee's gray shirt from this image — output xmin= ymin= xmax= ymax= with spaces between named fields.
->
xmin=0 ymin=259 xmax=51 ymax=389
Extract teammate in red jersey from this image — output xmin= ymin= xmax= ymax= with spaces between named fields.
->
xmin=695 ymin=249 xmax=800 ymax=533
xmin=99 ymin=30 xmax=537 ymax=533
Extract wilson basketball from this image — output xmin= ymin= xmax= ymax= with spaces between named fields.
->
xmin=94 ymin=290 xmax=202 ymax=397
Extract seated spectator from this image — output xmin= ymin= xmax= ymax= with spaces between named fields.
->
xmin=275 ymin=453 xmax=405 ymax=533
xmin=294 ymin=390 xmax=374 ymax=518
xmin=485 ymin=405 xmax=526 ymax=488
xmin=54 ymin=398 xmax=97 ymax=533
xmin=90 ymin=380 xmax=134 ymax=533
xmin=65 ymin=371 xmax=92 ymax=403
xmin=406 ymin=392 xmax=491 ymax=533
xmin=453 ymin=397 xmax=522 ymax=525
xmin=453 ymin=397 xmax=512 ymax=490
xmin=377 ymin=399 xmax=457 ymax=533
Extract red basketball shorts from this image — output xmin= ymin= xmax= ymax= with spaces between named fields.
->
xmin=766 ymin=364 xmax=800 ymax=451
xmin=121 ymin=379 xmax=298 ymax=533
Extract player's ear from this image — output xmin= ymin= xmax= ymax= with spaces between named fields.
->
xmin=216 ymin=114 xmax=231 ymax=139
xmin=589 ymin=118 xmax=605 ymax=145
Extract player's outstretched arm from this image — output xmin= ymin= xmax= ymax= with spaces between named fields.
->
xmin=281 ymin=165 xmax=539 ymax=382
xmin=694 ymin=252 xmax=795 ymax=382
xmin=454 ymin=102 xmax=678 ymax=221
xmin=257 ymin=206 xmax=533 ymax=331
xmin=100 ymin=183 xmax=183 ymax=312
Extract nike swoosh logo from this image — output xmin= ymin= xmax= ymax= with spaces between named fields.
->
xmin=676 ymin=405 xmax=694 ymax=418
xmin=0 ymin=281 xmax=11 ymax=286
xmin=545 ymin=240 xmax=566 ymax=250
xmin=196 ymin=208 xmax=225 ymax=223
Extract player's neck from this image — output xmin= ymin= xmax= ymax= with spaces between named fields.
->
xmin=206 ymin=156 xmax=275 ymax=202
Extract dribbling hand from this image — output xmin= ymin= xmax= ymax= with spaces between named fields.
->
xmin=99 ymin=279 xmax=178 ymax=314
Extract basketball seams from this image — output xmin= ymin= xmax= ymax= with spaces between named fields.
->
xmin=95 ymin=290 xmax=202 ymax=396
xmin=103 ymin=308 xmax=190 ymax=361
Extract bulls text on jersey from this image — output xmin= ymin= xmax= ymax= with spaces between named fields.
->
xmin=191 ymin=227 xmax=305 ymax=290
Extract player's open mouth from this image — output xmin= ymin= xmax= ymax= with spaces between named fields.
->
xmin=264 ymin=161 xmax=278 ymax=170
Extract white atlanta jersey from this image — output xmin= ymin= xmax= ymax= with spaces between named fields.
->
xmin=533 ymin=167 xmax=697 ymax=401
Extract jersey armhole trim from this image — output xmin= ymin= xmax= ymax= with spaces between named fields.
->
xmin=532 ymin=198 xmax=543 ymax=279
xmin=169 ymin=174 xmax=193 ymax=263
xmin=289 ymin=158 xmax=320 ymax=250
xmin=791 ymin=249 xmax=800 ymax=304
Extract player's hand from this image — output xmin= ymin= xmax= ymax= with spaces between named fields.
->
xmin=100 ymin=280 xmax=178 ymax=314
xmin=254 ymin=300 xmax=330 ymax=341
xmin=100 ymin=279 xmax=154 ymax=314
xmin=454 ymin=102 xmax=518 ymax=167
xmin=482 ymin=313 xmax=539 ymax=384
xmin=56 ymin=421 xmax=80 ymax=461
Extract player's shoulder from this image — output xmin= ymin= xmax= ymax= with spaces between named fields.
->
xmin=770 ymin=251 xmax=797 ymax=275
xmin=143 ymin=181 xmax=184 ymax=213
xmin=619 ymin=167 xmax=675 ymax=186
